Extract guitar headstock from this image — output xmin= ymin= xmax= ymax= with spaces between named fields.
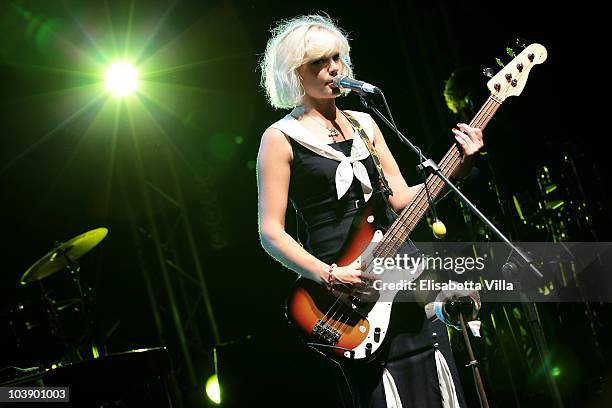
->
xmin=487 ymin=43 xmax=547 ymax=101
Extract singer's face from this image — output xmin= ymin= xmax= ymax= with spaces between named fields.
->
xmin=298 ymin=51 xmax=343 ymax=100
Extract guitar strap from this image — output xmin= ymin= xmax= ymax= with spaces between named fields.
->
xmin=342 ymin=111 xmax=396 ymax=214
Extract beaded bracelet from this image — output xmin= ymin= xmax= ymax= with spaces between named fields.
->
xmin=327 ymin=263 xmax=337 ymax=287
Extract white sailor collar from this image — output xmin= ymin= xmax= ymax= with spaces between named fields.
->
xmin=270 ymin=107 xmax=376 ymax=202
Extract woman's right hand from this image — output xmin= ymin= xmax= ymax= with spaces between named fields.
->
xmin=329 ymin=258 xmax=365 ymax=285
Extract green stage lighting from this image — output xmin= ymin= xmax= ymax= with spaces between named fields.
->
xmin=205 ymin=373 xmax=221 ymax=404
xmin=105 ymin=62 xmax=139 ymax=97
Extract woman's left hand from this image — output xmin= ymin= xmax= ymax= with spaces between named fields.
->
xmin=437 ymin=287 xmax=482 ymax=321
xmin=452 ymin=123 xmax=484 ymax=157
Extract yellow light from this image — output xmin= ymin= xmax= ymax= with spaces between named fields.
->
xmin=205 ymin=374 xmax=221 ymax=404
xmin=92 ymin=343 xmax=100 ymax=359
xmin=105 ymin=62 xmax=139 ymax=97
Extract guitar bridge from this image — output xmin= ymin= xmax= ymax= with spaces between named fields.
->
xmin=312 ymin=320 xmax=340 ymax=345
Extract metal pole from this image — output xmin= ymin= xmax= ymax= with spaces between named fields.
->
xmin=459 ymin=313 xmax=489 ymax=408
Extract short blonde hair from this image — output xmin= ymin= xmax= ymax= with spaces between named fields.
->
xmin=260 ymin=14 xmax=354 ymax=109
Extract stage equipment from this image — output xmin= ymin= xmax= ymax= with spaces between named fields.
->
xmin=0 ymin=347 xmax=171 ymax=407
xmin=9 ymin=228 xmax=108 ymax=364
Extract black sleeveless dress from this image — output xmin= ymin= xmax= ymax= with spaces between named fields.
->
xmin=287 ymin=136 xmax=468 ymax=408
xmin=288 ymin=138 xmax=392 ymax=262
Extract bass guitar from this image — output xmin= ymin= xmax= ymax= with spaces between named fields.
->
xmin=286 ymin=44 xmax=547 ymax=361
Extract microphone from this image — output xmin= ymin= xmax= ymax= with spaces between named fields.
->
xmin=333 ymin=75 xmax=381 ymax=94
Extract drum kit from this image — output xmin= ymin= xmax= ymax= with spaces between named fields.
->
xmin=2 ymin=227 xmax=108 ymax=367
xmin=0 ymin=228 xmax=174 ymax=405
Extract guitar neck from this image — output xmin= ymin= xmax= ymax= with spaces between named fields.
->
xmin=374 ymin=95 xmax=502 ymax=259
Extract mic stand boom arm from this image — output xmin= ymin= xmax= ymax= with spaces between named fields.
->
xmin=358 ymin=93 xmax=542 ymax=278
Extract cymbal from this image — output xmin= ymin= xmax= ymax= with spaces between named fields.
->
xmin=20 ymin=228 xmax=108 ymax=284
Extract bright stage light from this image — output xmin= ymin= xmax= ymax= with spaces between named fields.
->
xmin=205 ymin=373 xmax=221 ymax=404
xmin=105 ymin=62 xmax=139 ymax=97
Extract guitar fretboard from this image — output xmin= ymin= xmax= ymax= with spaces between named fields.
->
xmin=373 ymin=95 xmax=502 ymax=259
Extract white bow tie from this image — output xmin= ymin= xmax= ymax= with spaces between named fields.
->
xmin=273 ymin=108 xmax=374 ymax=202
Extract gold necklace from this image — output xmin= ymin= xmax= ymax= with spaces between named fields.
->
xmin=306 ymin=115 xmax=342 ymax=141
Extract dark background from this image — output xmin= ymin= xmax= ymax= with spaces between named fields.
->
xmin=0 ymin=1 xmax=609 ymax=407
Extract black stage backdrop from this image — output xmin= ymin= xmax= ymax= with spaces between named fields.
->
xmin=0 ymin=1 xmax=608 ymax=407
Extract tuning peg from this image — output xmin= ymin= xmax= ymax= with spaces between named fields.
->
xmin=515 ymin=37 xmax=527 ymax=49
xmin=506 ymin=47 xmax=516 ymax=58
xmin=482 ymin=67 xmax=495 ymax=78
xmin=495 ymin=57 xmax=505 ymax=68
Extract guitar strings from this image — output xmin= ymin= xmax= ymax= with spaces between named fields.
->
xmin=356 ymin=97 xmax=496 ymax=285
xmin=327 ymin=144 xmax=466 ymax=335
xmin=318 ymin=97 xmax=500 ymax=353
xmin=372 ymin=97 xmax=499 ymax=261
xmin=320 ymin=147 xmax=462 ymax=341
xmin=324 ymin=118 xmax=480 ymax=344
xmin=321 ymin=98 xmax=497 ymax=346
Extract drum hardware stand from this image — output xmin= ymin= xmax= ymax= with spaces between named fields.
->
xmin=60 ymin=252 xmax=102 ymax=361
xmin=17 ymin=228 xmax=108 ymax=365
xmin=37 ymin=279 xmax=63 ymax=343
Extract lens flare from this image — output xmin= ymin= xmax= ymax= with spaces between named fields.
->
xmin=105 ymin=62 xmax=139 ymax=97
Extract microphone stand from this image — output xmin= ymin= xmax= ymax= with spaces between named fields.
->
xmin=357 ymin=92 xmax=564 ymax=408
xmin=458 ymin=313 xmax=489 ymax=408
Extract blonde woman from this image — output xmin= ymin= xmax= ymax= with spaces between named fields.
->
xmin=257 ymin=14 xmax=483 ymax=407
